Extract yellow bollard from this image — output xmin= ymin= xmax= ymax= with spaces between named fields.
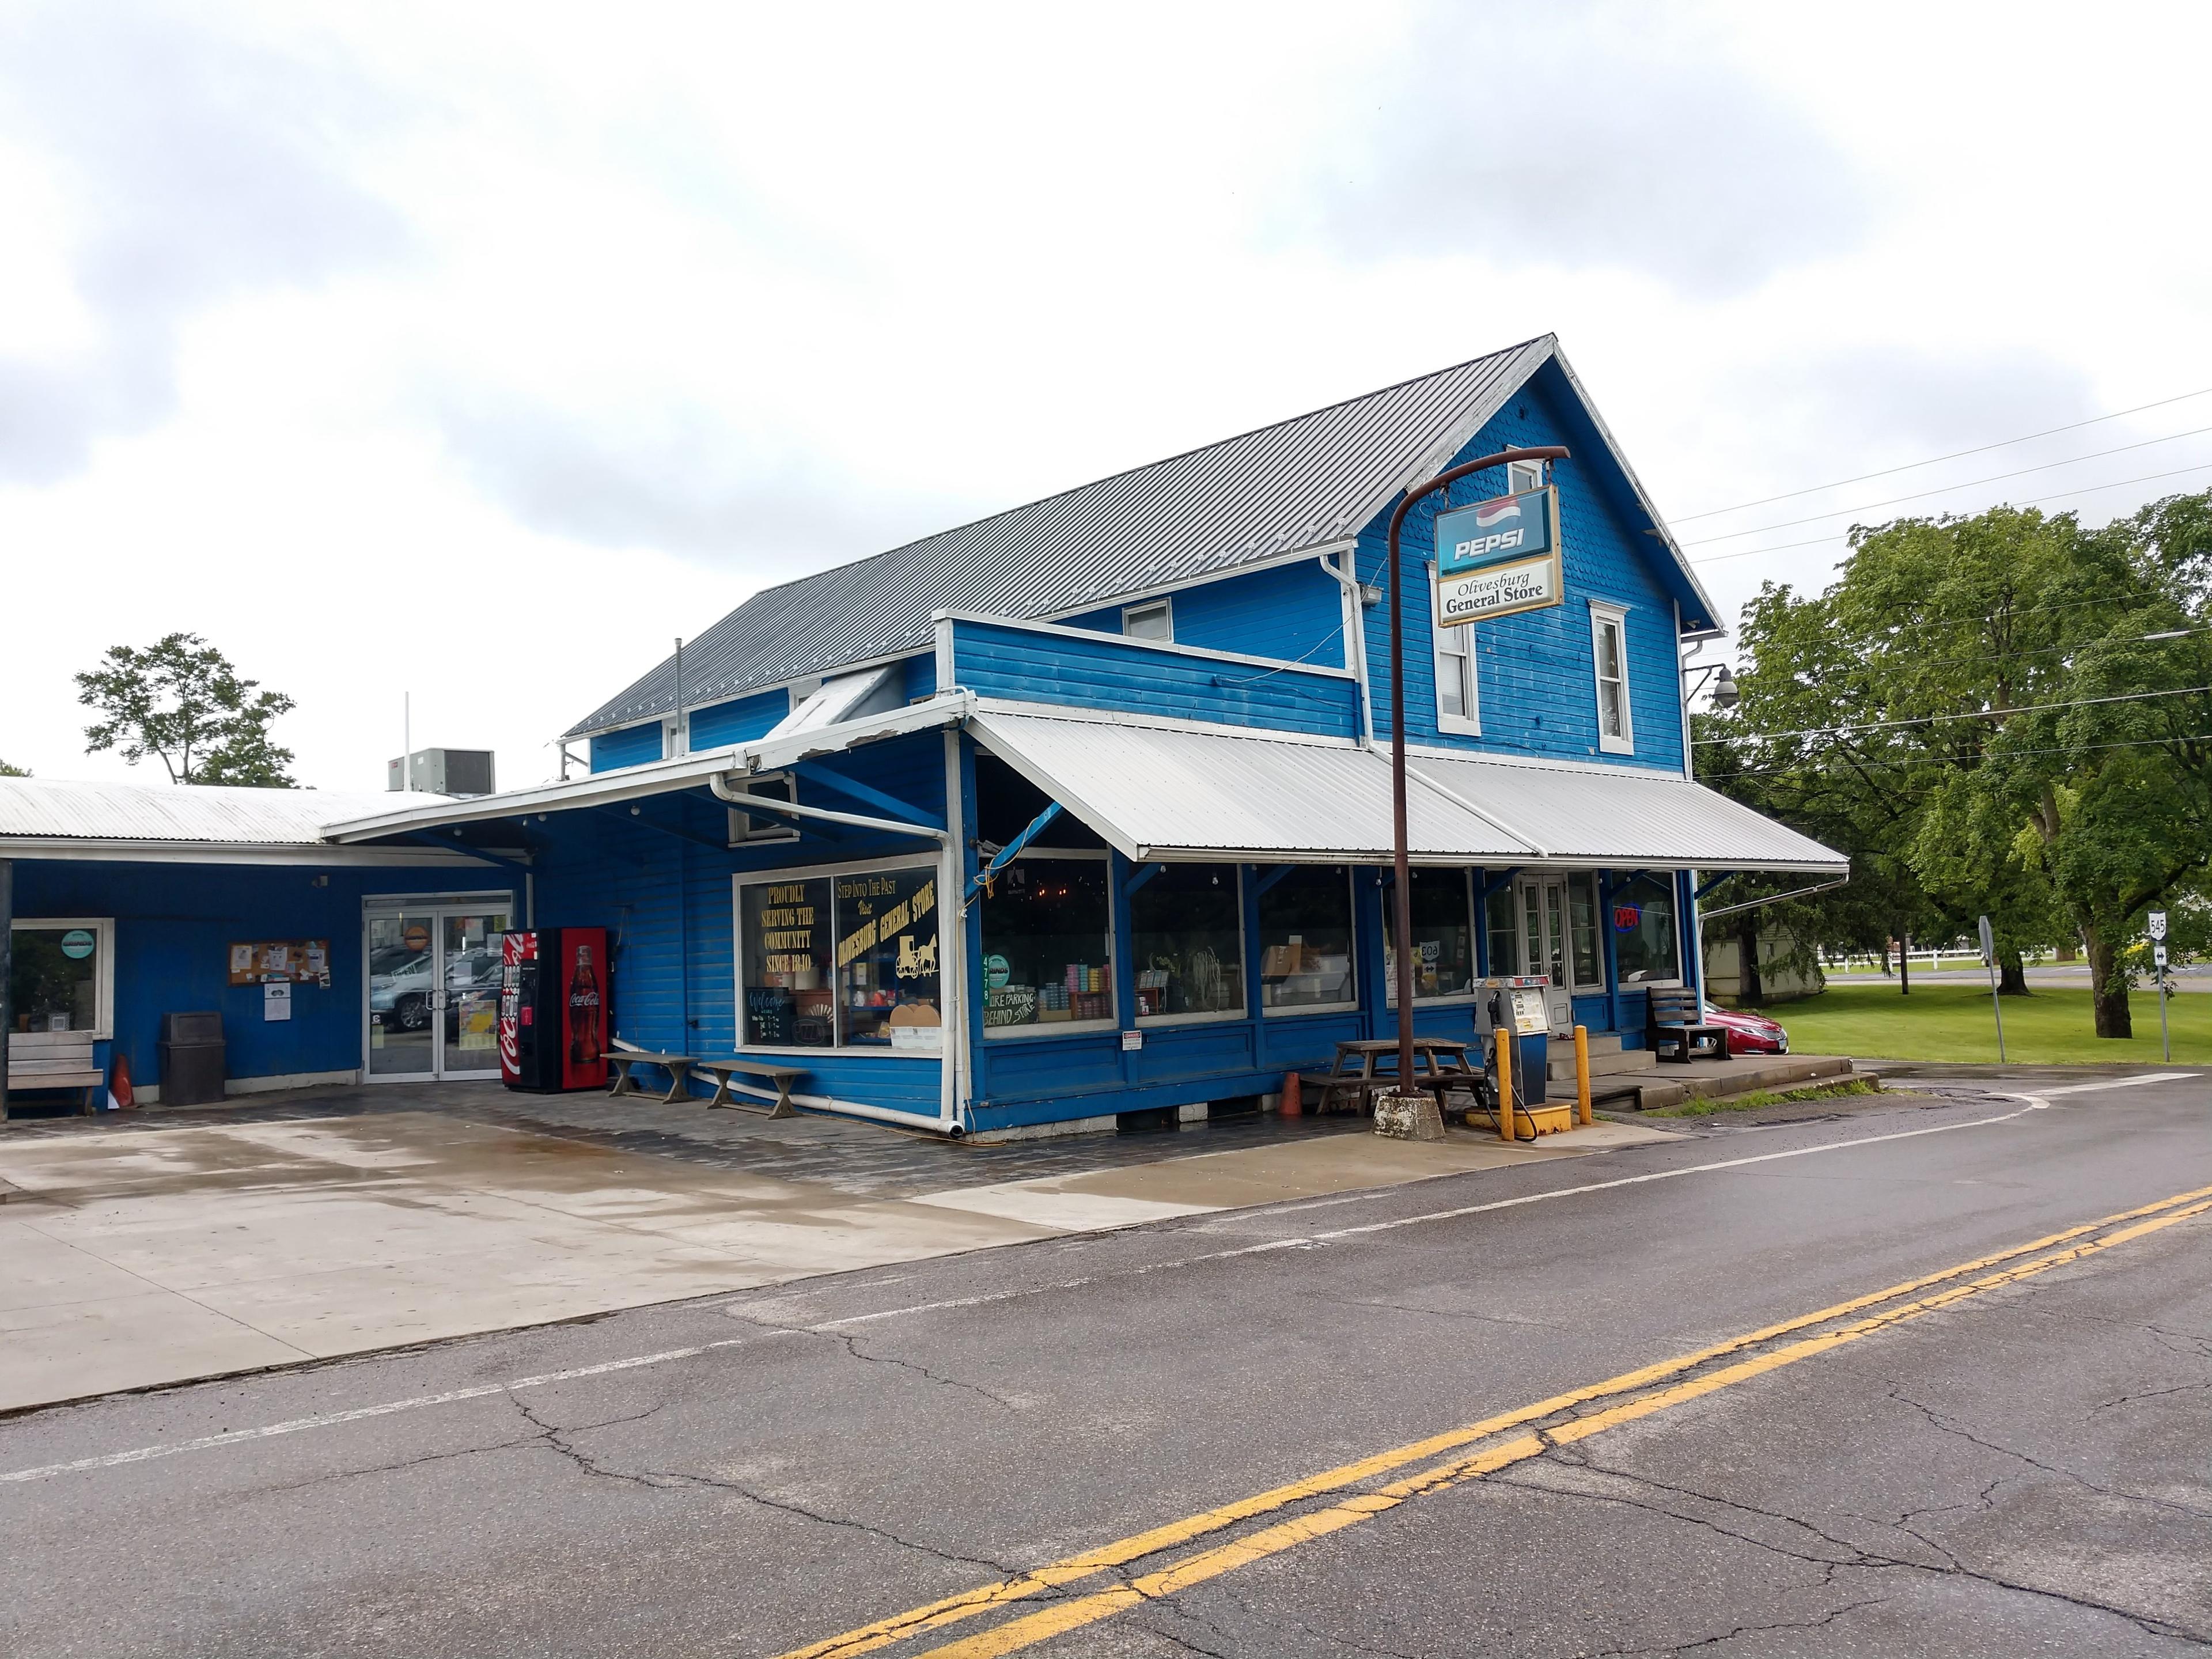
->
xmin=1574 ymin=1025 xmax=1592 ymax=1126
xmin=1495 ymin=1031 xmax=1515 ymax=1142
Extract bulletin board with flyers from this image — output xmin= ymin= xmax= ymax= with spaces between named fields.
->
xmin=228 ymin=940 xmax=333 ymax=987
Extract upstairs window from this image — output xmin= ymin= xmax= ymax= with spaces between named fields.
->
xmin=1590 ymin=602 xmax=1634 ymax=753
xmin=1122 ymin=599 xmax=1173 ymax=642
xmin=1506 ymin=458 xmax=1546 ymax=494
xmin=1433 ymin=604 xmax=1479 ymax=734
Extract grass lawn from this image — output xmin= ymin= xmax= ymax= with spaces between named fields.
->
xmin=1770 ymin=981 xmax=2212 ymax=1066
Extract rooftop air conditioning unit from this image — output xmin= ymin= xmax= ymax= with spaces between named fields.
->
xmin=388 ymin=748 xmax=497 ymax=797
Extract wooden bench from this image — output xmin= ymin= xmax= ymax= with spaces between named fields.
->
xmin=1645 ymin=987 xmax=1729 ymax=1063
xmin=602 ymin=1050 xmax=698 ymax=1103
xmin=6 ymin=1032 xmax=105 ymax=1115
xmin=697 ymin=1059 xmax=809 ymax=1119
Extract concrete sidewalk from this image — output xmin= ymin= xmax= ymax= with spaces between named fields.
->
xmin=0 ymin=1101 xmax=1678 ymax=1413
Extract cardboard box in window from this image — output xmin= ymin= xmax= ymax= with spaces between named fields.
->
xmin=1262 ymin=944 xmax=1311 ymax=978
xmin=888 ymin=1003 xmax=942 ymax=1052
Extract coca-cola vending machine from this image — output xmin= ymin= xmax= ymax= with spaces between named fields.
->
xmin=498 ymin=927 xmax=609 ymax=1092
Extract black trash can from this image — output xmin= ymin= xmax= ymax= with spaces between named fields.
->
xmin=158 ymin=1010 xmax=226 ymax=1107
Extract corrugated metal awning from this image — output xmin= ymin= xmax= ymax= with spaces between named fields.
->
xmin=968 ymin=705 xmax=1846 ymax=876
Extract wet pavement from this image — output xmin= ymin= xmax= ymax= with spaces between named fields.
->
xmin=0 ymin=1084 xmax=1676 ymax=1412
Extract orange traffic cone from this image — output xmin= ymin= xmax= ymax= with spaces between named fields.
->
xmin=111 ymin=1052 xmax=136 ymax=1110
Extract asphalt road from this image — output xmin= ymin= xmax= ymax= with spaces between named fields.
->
xmin=3 ymin=1071 xmax=2209 ymax=1657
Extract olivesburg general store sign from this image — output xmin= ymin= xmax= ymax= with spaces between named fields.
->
xmin=1433 ymin=485 xmax=1563 ymax=626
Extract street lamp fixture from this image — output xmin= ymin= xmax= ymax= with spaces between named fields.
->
xmin=1684 ymin=662 xmax=1738 ymax=710
xmin=1384 ymin=444 xmax=1571 ymax=1100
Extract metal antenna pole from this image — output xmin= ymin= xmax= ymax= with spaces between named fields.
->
xmin=1383 ymin=445 xmax=1569 ymax=1097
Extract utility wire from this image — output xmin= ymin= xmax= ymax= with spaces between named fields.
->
xmin=1690 ymin=460 xmax=2212 ymax=565
xmin=1714 ymin=683 xmax=2212 ymax=743
xmin=1672 ymin=384 xmax=2212 ymax=522
xmin=1711 ymin=729 xmax=2212 ymax=778
xmin=1681 ymin=425 xmax=2212 ymax=546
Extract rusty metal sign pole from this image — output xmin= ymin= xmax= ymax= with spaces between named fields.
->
xmin=1384 ymin=445 xmax=1570 ymax=1097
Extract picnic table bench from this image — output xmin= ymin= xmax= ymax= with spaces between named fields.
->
xmin=1300 ymin=1038 xmax=1482 ymax=1116
xmin=6 ymin=1033 xmax=104 ymax=1115
xmin=602 ymin=1050 xmax=698 ymax=1103
xmin=697 ymin=1058 xmax=809 ymax=1119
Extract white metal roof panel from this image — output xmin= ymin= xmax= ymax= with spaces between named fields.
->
xmin=969 ymin=707 xmax=1536 ymax=864
xmin=0 ymin=777 xmax=450 ymax=847
xmin=1407 ymin=752 xmax=1847 ymax=874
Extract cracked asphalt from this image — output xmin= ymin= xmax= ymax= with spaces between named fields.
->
xmin=1 ymin=1070 xmax=2207 ymax=1657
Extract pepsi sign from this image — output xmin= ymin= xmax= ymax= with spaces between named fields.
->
xmin=1433 ymin=486 xmax=1563 ymax=626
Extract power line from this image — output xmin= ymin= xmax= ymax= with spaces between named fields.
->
xmin=1711 ymin=729 xmax=2212 ymax=779
xmin=1690 ymin=460 xmax=2212 ymax=565
xmin=1680 ymin=425 xmax=2212 ymax=546
xmin=1715 ymin=683 xmax=2212 ymax=743
xmin=1672 ymin=384 xmax=2212 ymax=522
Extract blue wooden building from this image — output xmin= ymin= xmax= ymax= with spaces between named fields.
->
xmin=328 ymin=336 xmax=1844 ymax=1137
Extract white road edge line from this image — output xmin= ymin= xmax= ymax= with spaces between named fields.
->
xmin=0 ymin=1095 xmax=2061 ymax=1485
xmin=2037 ymin=1071 xmax=2198 ymax=1096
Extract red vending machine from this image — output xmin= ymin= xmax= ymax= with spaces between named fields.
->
xmin=498 ymin=928 xmax=609 ymax=1092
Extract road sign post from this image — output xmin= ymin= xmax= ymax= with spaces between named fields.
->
xmin=2149 ymin=912 xmax=2171 ymax=1063
xmin=1978 ymin=914 xmax=2005 ymax=1063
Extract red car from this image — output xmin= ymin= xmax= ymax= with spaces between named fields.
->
xmin=1704 ymin=1002 xmax=1789 ymax=1054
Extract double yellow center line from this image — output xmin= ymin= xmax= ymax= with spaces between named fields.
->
xmin=777 ymin=1182 xmax=2212 ymax=1659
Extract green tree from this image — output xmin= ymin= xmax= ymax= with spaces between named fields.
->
xmin=1701 ymin=492 xmax=2212 ymax=1040
xmin=76 ymin=633 xmax=298 ymax=787
xmin=0 ymin=759 xmax=27 ymax=777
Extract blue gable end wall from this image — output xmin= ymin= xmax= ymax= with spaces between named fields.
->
xmin=1359 ymin=368 xmax=1686 ymax=772
xmin=1060 ymin=559 xmax=1346 ymax=669
xmin=689 ymin=687 xmax=790 ymax=749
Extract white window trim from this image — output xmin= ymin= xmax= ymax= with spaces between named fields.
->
xmin=1589 ymin=601 xmax=1635 ymax=755
xmin=1430 ymin=566 xmax=1481 ymax=737
xmin=1122 ymin=597 xmax=1173 ymax=643
xmin=1131 ymin=863 xmax=1247 ymax=1027
xmin=1259 ymin=866 xmax=1360 ymax=1018
xmin=9 ymin=916 xmax=116 ymax=1040
xmin=979 ymin=847 xmax=1119 ymax=1040
xmin=1510 ymin=873 xmax=1609 ymax=997
xmin=733 ymin=854 xmax=945 ymax=1056
xmin=1507 ymin=459 xmax=1546 ymax=494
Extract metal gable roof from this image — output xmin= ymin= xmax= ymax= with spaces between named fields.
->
xmin=0 ymin=777 xmax=453 ymax=847
xmin=568 ymin=336 xmax=1559 ymax=737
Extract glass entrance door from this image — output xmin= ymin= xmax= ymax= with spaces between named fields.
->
xmin=365 ymin=904 xmax=512 ymax=1080
xmin=1508 ymin=876 xmax=1603 ymax=995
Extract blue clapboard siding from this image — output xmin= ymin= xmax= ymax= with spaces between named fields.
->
xmin=689 ymin=687 xmax=789 ymax=749
xmin=1059 ymin=559 xmax=1346 ymax=669
xmin=904 ymin=652 xmax=937 ymax=701
xmin=950 ymin=618 xmax=1359 ymax=738
xmin=9 ymin=858 xmax=519 ymax=1098
xmin=1358 ymin=361 xmax=1687 ymax=774
xmin=589 ymin=721 xmax=664 ymax=772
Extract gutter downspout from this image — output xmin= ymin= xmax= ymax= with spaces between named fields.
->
xmin=939 ymin=726 xmax=966 ymax=1135
xmin=1323 ymin=551 xmax=1376 ymax=748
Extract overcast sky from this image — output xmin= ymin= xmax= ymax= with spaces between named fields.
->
xmin=5 ymin=1 xmax=2210 ymax=791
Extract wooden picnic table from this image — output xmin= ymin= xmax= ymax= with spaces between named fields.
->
xmin=1309 ymin=1037 xmax=1480 ymax=1115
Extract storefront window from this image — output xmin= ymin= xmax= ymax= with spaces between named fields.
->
xmin=1258 ymin=866 xmax=1354 ymax=1013
xmin=1611 ymin=874 xmax=1681 ymax=984
xmin=9 ymin=921 xmax=109 ymax=1037
xmin=1483 ymin=882 xmax=1518 ymax=976
xmin=834 ymin=867 xmax=942 ymax=1049
xmin=741 ymin=877 xmax=835 ymax=1047
xmin=979 ymin=857 xmax=1113 ymax=1031
xmin=1132 ymin=863 xmax=1245 ymax=1021
xmin=1384 ymin=868 xmax=1475 ymax=1004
